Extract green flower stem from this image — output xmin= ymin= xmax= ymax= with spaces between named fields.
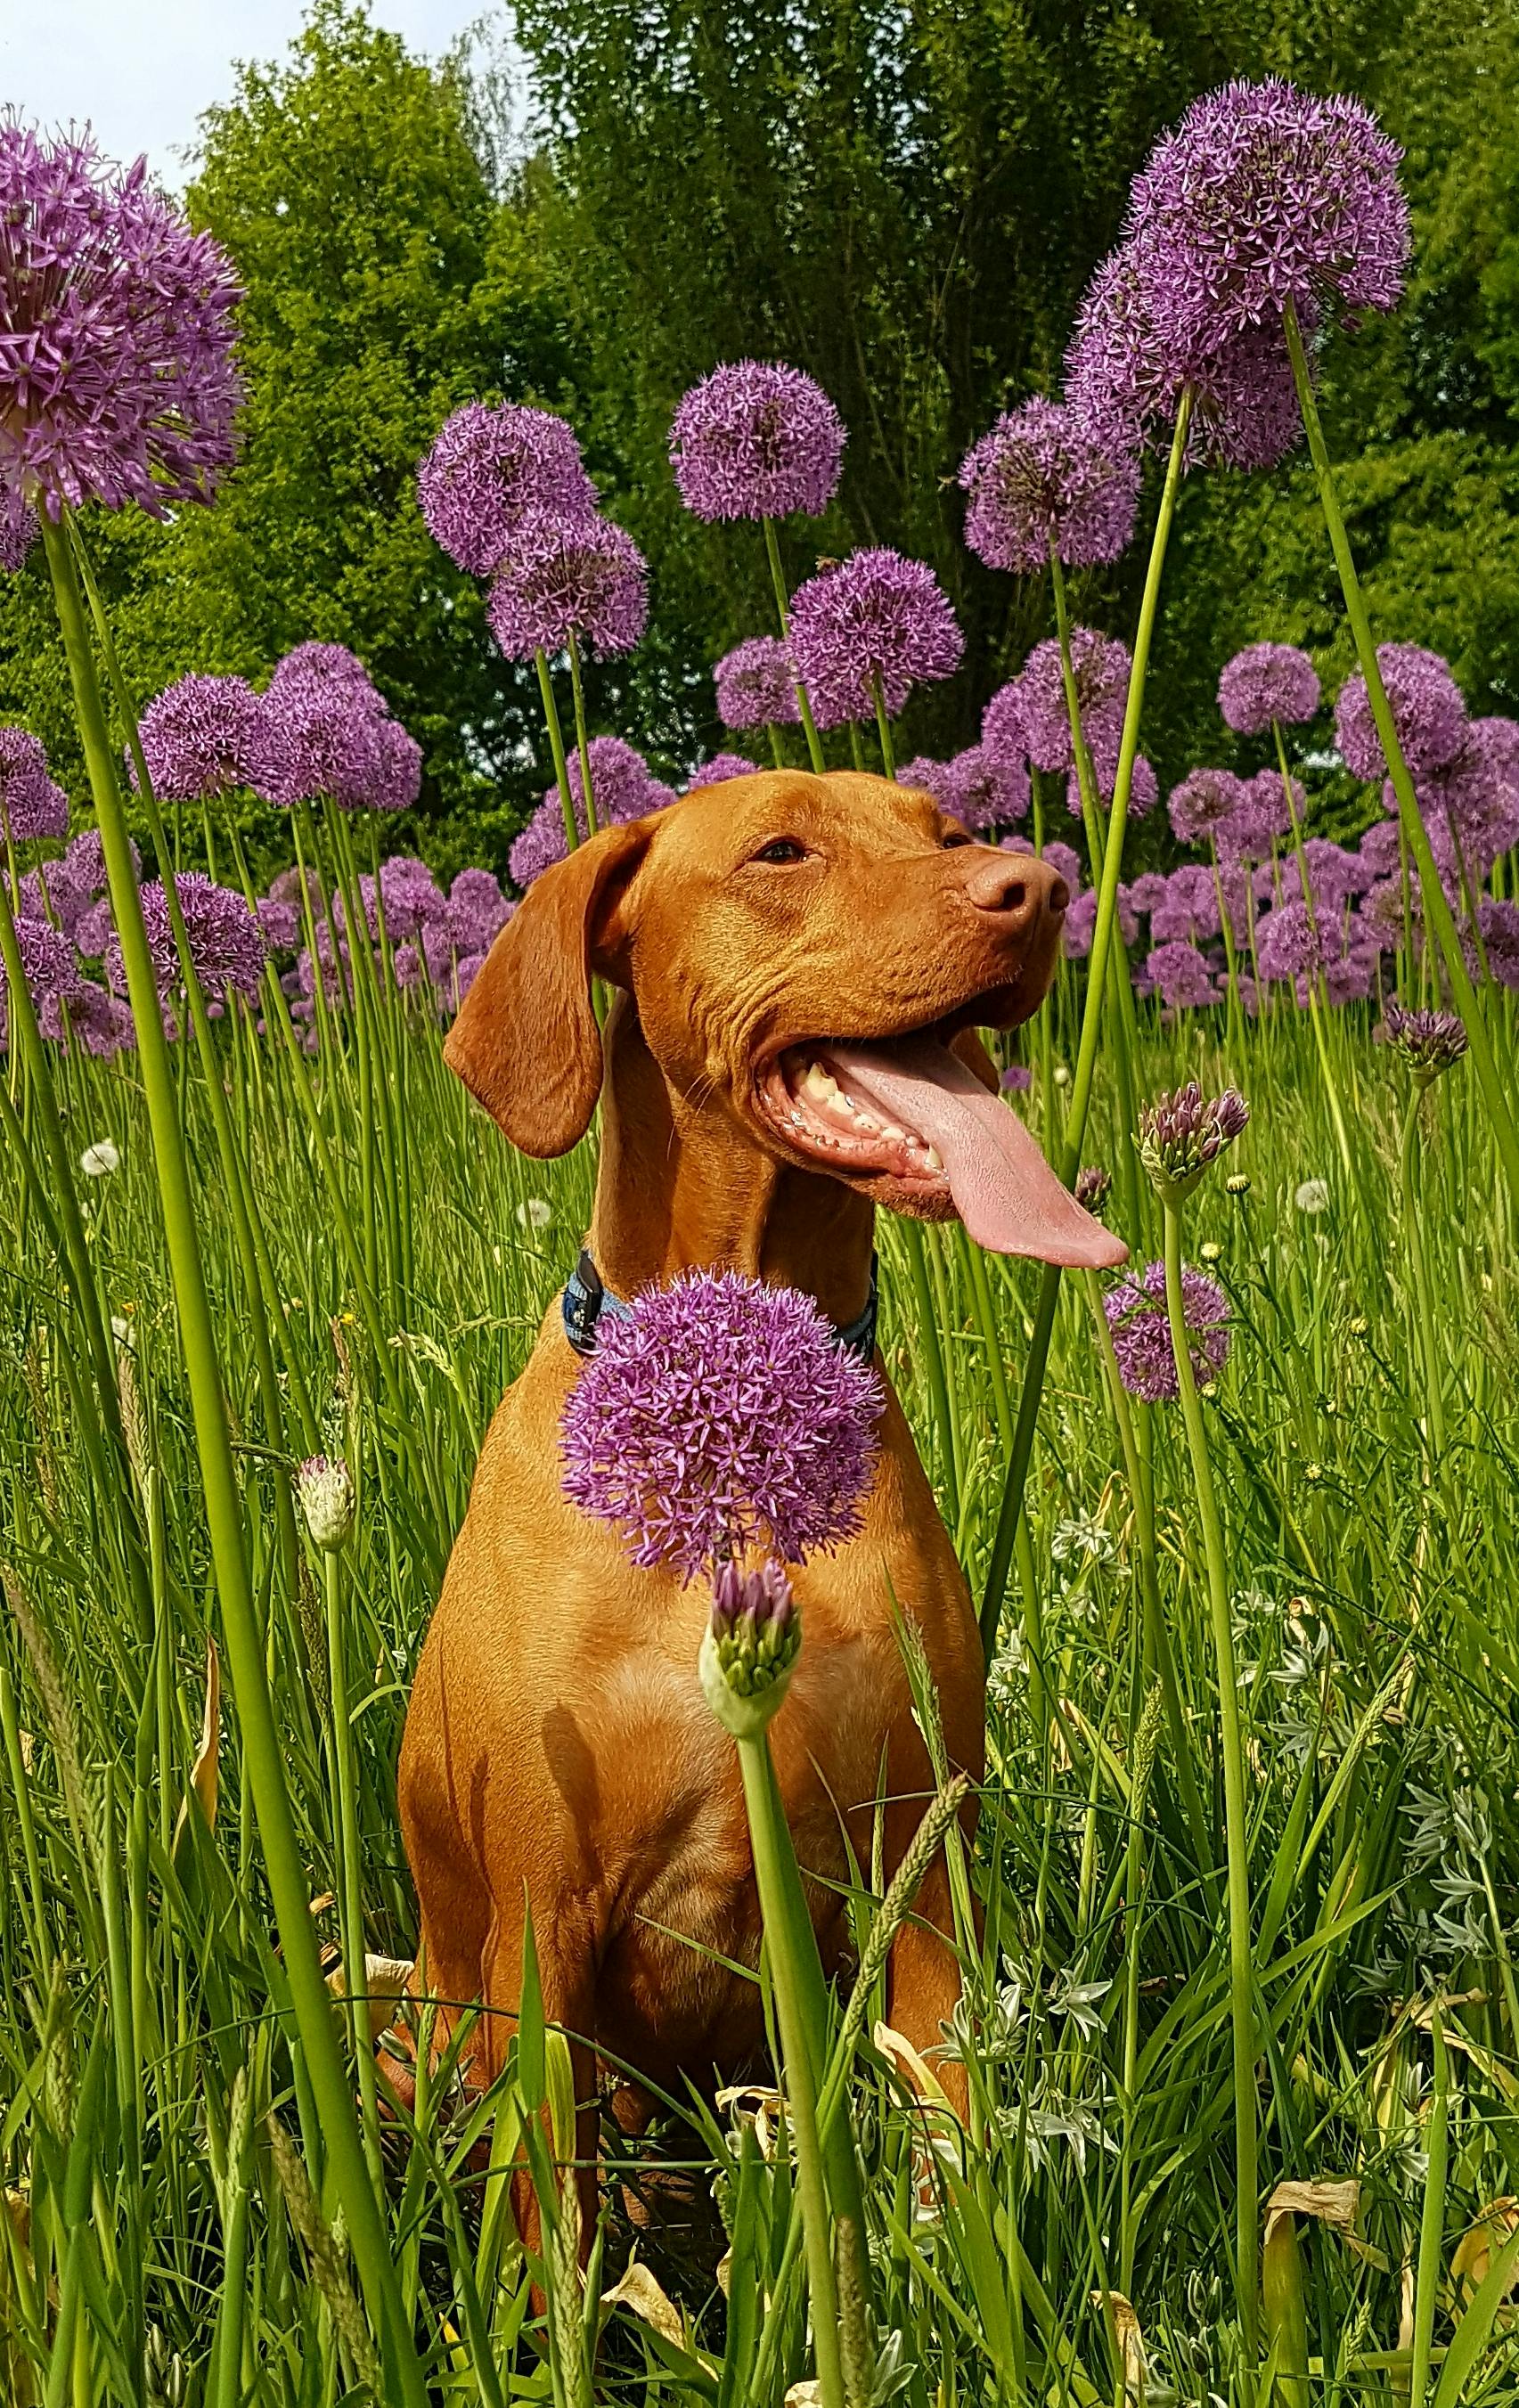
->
xmin=1161 ymin=1195 xmax=1258 ymax=2365
xmin=764 ymin=515 xmax=827 ymax=773
xmin=980 ymin=389 xmax=1193 ymax=1656
xmin=900 ymin=1220 xmax=960 ymax=1531
xmin=566 ymin=631 xmax=600 ymax=836
xmin=323 ymin=1547 xmax=383 ymax=2185
xmin=1398 ymin=1087 xmax=1448 ymax=1459
xmin=847 ymin=722 xmax=867 ymax=773
xmin=1283 ymin=298 xmax=1519 ymax=1205
xmin=871 ymin=673 xmax=895 ymax=780
xmin=1270 ymin=719 xmax=1352 ymax=1175
xmin=535 ymin=648 xmax=580 ymax=852
xmin=37 ymin=512 xmax=428 ymax=2408
xmin=1408 ymin=2014 xmax=1449 ymax=2408
xmin=767 ymin=721 xmax=788 ymax=770
xmin=733 ymin=1730 xmax=846 ymax=2408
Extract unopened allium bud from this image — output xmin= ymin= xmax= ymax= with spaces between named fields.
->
xmin=1382 ymin=1000 xmax=1468 ymax=1082
xmin=698 ymin=1560 xmax=800 ymax=1739
xmin=295 ymin=1454 xmax=355 ymax=1551
xmin=1137 ymin=1080 xmax=1250 ymax=1204
xmin=1074 ymin=1165 xmax=1112 ymax=1215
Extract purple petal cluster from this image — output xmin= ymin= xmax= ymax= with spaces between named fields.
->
xmin=136 ymin=674 xmax=269 ymax=802
xmin=938 ymin=743 xmax=1029 ymax=831
xmin=116 ymin=872 xmax=268 ymax=1005
xmin=1137 ymin=1080 xmax=1250 ymax=1194
xmin=669 ymin=362 xmax=845 ymax=522
xmin=980 ymin=679 xmax=1027 ymax=770
xmin=1168 ymin=766 xmax=1246 ymax=847
xmin=509 ymin=737 xmax=670 ymax=890
xmin=486 ymin=508 xmax=648 ymax=661
xmin=0 ymin=120 xmax=242 ymax=516
xmin=1 ymin=488 xmax=37 ymax=572
xmin=958 ymin=396 xmax=1139 ymax=574
xmin=447 ymin=868 xmax=511 ymax=954
xmin=559 ymin=1269 xmax=883 ymax=1581
xmin=788 ymin=549 xmax=963 ymax=727
xmin=1017 ymin=629 xmax=1131 ymax=773
xmin=1066 ymin=752 xmax=1157 ymax=820
xmin=715 ymin=636 xmax=800 ymax=729
xmin=1382 ymin=999 xmax=1467 ymax=1076
xmin=1219 ymin=642 xmax=1320 ymax=733
xmin=1335 ymin=645 xmax=1466 ymax=784
xmin=417 ymin=401 xmax=595 ymax=576
xmin=257 ymin=646 xmax=421 ymax=814
xmin=688 ymin=752 xmax=760 ymax=790
xmin=1141 ymin=938 xmax=1218 ymax=1009
xmin=1105 ymin=1260 xmax=1232 ymax=1402
xmin=0 ymin=726 xmax=68 ymax=841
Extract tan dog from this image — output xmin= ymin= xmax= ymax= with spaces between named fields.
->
xmin=396 ymin=769 xmax=1123 ymax=2217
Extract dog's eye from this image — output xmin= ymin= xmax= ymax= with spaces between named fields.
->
xmin=752 ymin=837 xmax=808 ymax=866
xmin=942 ymin=829 xmax=973 ymax=850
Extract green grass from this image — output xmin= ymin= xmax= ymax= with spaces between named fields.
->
xmin=4 ymin=954 xmax=1519 ymax=2405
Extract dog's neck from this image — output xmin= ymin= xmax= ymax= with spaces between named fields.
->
xmin=586 ymin=997 xmax=876 ymax=1328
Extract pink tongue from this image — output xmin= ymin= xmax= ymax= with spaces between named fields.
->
xmin=827 ymin=1036 xmax=1129 ymax=1269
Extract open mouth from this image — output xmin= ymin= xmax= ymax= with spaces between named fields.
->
xmin=758 ymin=1023 xmax=1128 ymax=1269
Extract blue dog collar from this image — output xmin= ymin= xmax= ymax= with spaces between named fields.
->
xmin=562 ymin=1248 xmax=879 ymax=1364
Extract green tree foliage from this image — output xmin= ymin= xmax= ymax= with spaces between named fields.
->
xmin=0 ymin=2 xmax=582 ymax=879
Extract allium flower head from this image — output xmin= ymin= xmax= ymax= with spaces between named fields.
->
xmin=1255 ymin=896 xmax=1326 ymax=984
xmin=1074 ymin=1165 xmax=1112 ymax=1214
xmin=669 ymin=362 xmax=845 ymax=521
xmin=118 ymin=872 xmax=268 ymax=1005
xmin=1141 ymin=938 xmax=1218 ymax=1010
xmin=509 ymin=737 xmax=668 ymax=888
xmin=939 ymin=743 xmax=1028 ymax=831
xmin=788 ymin=548 xmax=963 ymax=727
xmin=8 ymin=912 xmax=82 ymax=1019
xmin=688 ymin=752 xmax=760 ymax=790
xmin=268 ymin=641 xmax=372 ymax=696
xmin=417 ymin=401 xmax=595 ymax=576
xmin=1382 ymin=999 xmax=1467 ymax=1080
xmin=0 ymin=120 xmax=242 ymax=518
xmin=1335 ymin=645 xmax=1466 ymax=784
xmin=959 ymin=396 xmax=1139 ymax=573
xmin=1219 ymin=642 xmax=1320 ymax=733
xmin=1169 ymin=766 xmax=1247 ymax=848
xmin=1017 ymin=629 xmax=1131 ymax=772
xmin=258 ymin=676 xmax=384 ymax=812
xmin=699 ymin=1560 xmax=800 ymax=1737
xmin=372 ymin=719 xmax=423 ymax=812
xmin=1 ymin=488 xmax=36 ymax=572
xmin=487 ymin=507 xmax=648 ymax=660
xmin=0 ymin=725 xmax=68 ymax=840
xmin=714 ymin=636 xmax=800 ymax=729
xmin=559 ymin=1269 xmax=883 ymax=1582
xmin=1105 ymin=1259 xmax=1231 ymax=1401
xmin=136 ymin=673 xmax=267 ymax=801
xmin=1067 ymin=751 xmax=1157 ymax=820
xmin=1137 ymin=1079 xmax=1249 ymax=1201
xmin=295 ymin=1454 xmax=355 ymax=1551
xmin=1227 ymin=764 xmax=1301 ymax=859
xmin=1126 ymin=80 xmax=1409 ymax=351
xmin=448 ymin=868 xmax=510 ymax=953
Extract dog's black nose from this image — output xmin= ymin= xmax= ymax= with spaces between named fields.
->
xmin=963 ymin=853 xmax=1068 ymax=925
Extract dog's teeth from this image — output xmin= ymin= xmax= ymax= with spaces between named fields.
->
xmin=825 ymin=1090 xmax=855 ymax=1120
xmin=878 ymin=1122 xmax=906 ymax=1143
xmin=925 ymin=1144 xmax=944 ymax=1172
xmin=802 ymin=1063 xmax=838 ymax=1102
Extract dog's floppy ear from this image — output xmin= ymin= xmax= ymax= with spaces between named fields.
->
xmin=444 ymin=819 xmax=649 ymax=1156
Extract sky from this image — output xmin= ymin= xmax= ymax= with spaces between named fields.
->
xmin=3 ymin=1 xmax=491 ymax=184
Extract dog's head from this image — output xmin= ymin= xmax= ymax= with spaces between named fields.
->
xmin=446 ymin=770 xmax=1125 ymax=1267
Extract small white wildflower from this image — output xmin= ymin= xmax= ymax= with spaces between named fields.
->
xmin=1053 ymin=1064 xmax=1071 ymax=1088
xmin=1294 ymin=1177 xmax=1330 ymax=1214
xmin=1049 ymin=1511 xmax=1115 ymax=1569
xmin=516 ymin=1196 xmax=551 ymax=1233
xmin=80 ymin=1138 xmax=120 ymax=1178
xmin=1199 ymin=1238 xmax=1222 ymax=1264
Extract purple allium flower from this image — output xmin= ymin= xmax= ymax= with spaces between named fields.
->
xmin=1256 ymin=896 xmax=1326 ymax=983
xmin=509 ymin=737 xmax=667 ymax=888
xmin=688 ymin=751 xmax=760 ymax=790
xmin=1126 ymin=79 xmax=1409 ymax=353
xmin=453 ymin=949 xmax=487 ymax=1003
xmin=40 ymin=977 xmax=132 ymax=1056
xmin=258 ymin=676 xmax=384 ymax=812
xmin=1169 ymin=766 xmax=1247 ymax=848
xmin=295 ymin=1452 xmax=355 ymax=1550
xmin=1 ymin=487 xmax=36 ymax=572
xmin=486 ymin=508 xmax=648 ymax=661
xmin=1066 ymin=235 xmax=1307 ymax=471
xmin=0 ymin=121 xmax=242 ymax=517
xmin=938 ymin=743 xmax=1029 ymax=831
xmin=1148 ymin=864 xmax=1221 ymax=944
xmin=1476 ymin=899 xmax=1519 ymax=992
xmin=117 ymin=872 xmax=268 ymax=1005
xmin=559 ymin=1269 xmax=883 ymax=1581
xmin=1040 ymin=837 xmax=1084 ymax=899
xmin=1424 ymin=721 xmax=1519 ymax=877
xmin=372 ymin=720 xmax=423 ymax=812
xmin=1061 ymin=890 xmax=1098 ymax=958
xmin=1000 ymin=1062 xmax=1033 ymax=1092
xmin=788 ymin=548 xmax=963 ymax=727
xmin=1382 ymin=999 xmax=1467 ymax=1077
xmin=7 ymin=911 xmax=82 ymax=1018
xmin=1074 ymin=1164 xmax=1112 ymax=1214
xmin=1106 ymin=1259 xmax=1231 ymax=1401
xmin=1125 ymin=870 xmax=1169 ymax=919
xmin=669 ymin=362 xmax=845 ymax=521
xmin=714 ymin=635 xmax=800 ymax=730
xmin=958 ymin=396 xmax=1139 ymax=573
xmin=1219 ymin=641 xmax=1320 ymax=733
xmin=448 ymin=868 xmax=510 ymax=954
xmin=980 ymin=679 xmax=1027 ymax=771
xmin=1137 ymin=1079 xmax=1249 ymax=1197
xmin=1017 ymin=629 xmax=1131 ymax=772
xmin=135 ymin=673 xmax=267 ymax=802
xmin=1141 ymin=939 xmax=1219 ymax=1010
xmin=374 ymin=854 xmax=446 ymax=940
xmin=0 ymin=726 xmax=68 ymax=841
xmin=895 ymin=755 xmax=945 ymax=794
xmin=1276 ymin=837 xmax=1366 ymax=910
xmin=268 ymin=641 xmax=373 ymax=696
xmin=1067 ymin=749 xmax=1157 ymax=819
xmin=257 ymin=893 xmax=301 ymax=951
xmin=1224 ymin=766 xmax=1302 ymax=861
xmin=1335 ymin=645 xmax=1466 ymax=784
xmin=417 ymin=401 xmax=596 ymax=576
